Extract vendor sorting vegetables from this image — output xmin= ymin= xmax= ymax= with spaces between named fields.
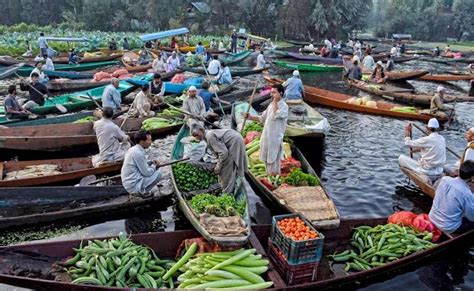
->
xmin=244 ymin=84 xmax=288 ymax=175
xmin=182 ymin=86 xmax=207 ymax=128
xmin=191 ymin=124 xmax=247 ymax=194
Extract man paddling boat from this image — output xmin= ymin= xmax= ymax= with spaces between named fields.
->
xmin=282 ymin=70 xmax=305 ymax=101
xmin=445 ymin=127 xmax=474 ymax=176
xmin=244 ymin=84 xmax=289 ymax=175
xmin=429 ymin=160 xmax=474 ymax=234
xmin=21 ymin=73 xmax=48 ymax=110
xmin=399 ymin=118 xmax=446 ymax=184
xmin=430 ymin=86 xmax=456 ymax=120
xmin=102 ymin=78 xmax=122 ymax=112
xmin=191 ymin=124 xmax=247 ymax=194
xmin=370 ymin=61 xmax=387 ymax=83
xmin=92 ymin=106 xmax=131 ymax=167
xmin=4 ymin=85 xmax=31 ymax=120
xmin=121 ymin=130 xmax=162 ymax=197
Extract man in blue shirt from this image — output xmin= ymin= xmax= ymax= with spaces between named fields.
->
xmin=195 ymin=42 xmax=206 ymax=57
xmin=282 ymin=70 xmax=305 ymax=101
xmin=101 ymin=79 xmax=122 ymax=111
xmin=37 ymin=32 xmax=48 ymax=58
xmin=429 ymin=160 xmax=474 ymax=234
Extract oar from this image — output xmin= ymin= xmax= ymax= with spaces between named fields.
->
xmin=239 ymin=82 xmax=259 ymax=135
xmin=411 ymin=122 xmax=461 ymax=159
xmin=164 ymin=102 xmax=221 ymax=129
xmin=82 ymin=158 xmax=190 ymax=186
xmin=15 ymin=72 xmax=67 ymax=113
xmin=200 ymin=59 xmax=226 ymax=116
xmin=85 ymin=92 xmax=102 ymax=109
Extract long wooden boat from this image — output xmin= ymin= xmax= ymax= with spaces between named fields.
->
xmin=285 ymin=39 xmax=312 ymax=46
xmin=381 ymin=70 xmax=429 ymax=82
xmin=53 ymin=53 xmax=123 ymax=64
xmin=399 ymin=166 xmax=436 ymax=198
xmin=273 ymin=60 xmax=343 ymax=72
xmin=170 ymin=125 xmax=251 ymax=246
xmin=0 ymin=157 xmax=122 ymax=187
xmin=0 ymin=221 xmax=471 ymax=290
xmin=17 ymin=61 xmax=119 ymax=77
xmin=0 ymin=116 xmax=182 ymax=152
xmin=265 ymin=76 xmax=448 ymax=122
xmin=0 ymin=186 xmax=168 ymax=230
xmin=180 ymin=65 xmax=267 ymax=76
xmin=231 ymin=105 xmax=339 ymax=229
xmin=217 ymin=86 xmax=272 ymax=112
xmin=0 ymin=56 xmax=27 ymax=66
xmin=220 ymin=50 xmax=252 ymax=66
xmin=43 ymin=69 xmax=94 ymax=79
xmin=418 ymin=56 xmax=466 ymax=65
xmin=286 ymin=52 xmax=343 ymax=65
xmin=0 ymin=64 xmax=23 ymax=79
xmin=420 ymin=74 xmax=474 ymax=82
xmin=47 ymin=78 xmax=111 ymax=92
xmin=121 ymin=51 xmax=158 ymax=73
xmin=0 ymin=111 xmax=95 ymax=127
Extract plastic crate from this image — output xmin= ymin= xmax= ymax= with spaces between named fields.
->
xmin=270 ymin=214 xmax=325 ymax=265
xmin=268 ymin=240 xmax=318 ymax=285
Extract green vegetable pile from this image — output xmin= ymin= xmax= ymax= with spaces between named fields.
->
xmin=241 ymin=122 xmax=263 ymax=138
xmin=177 ymin=248 xmax=273 ymax=289
xmin=63 ymin=233 xmax=175 ymax=288
xmin=189 ymin=193 xmax=246 ymax=217
xmin=141 ymin=117 xmax=176 ymax=130
xmin=72 ymin=116 xmax=98 ymax=123
xmin=173 ymin=163 xmax=218 ymax=192
xmin=159 ymin=108 xmax=182 ymax=116
xmin=390 ymin=106 xmax=417 ymax=113
xmin=284 ymin=168 xmax=320 ymax=186
xmin=329 ymin=224 xmax=436 ymax=272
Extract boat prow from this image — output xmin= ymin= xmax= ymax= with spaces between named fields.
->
xmin=399 ymin=166 xmax=436 ymax=198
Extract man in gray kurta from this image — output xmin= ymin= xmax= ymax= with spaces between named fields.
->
xmin=192 ymin=124 xmax=247 ymax=194
xmin=245 ymin=84 xmax=288 ymax=174
xmin=92 ymin=107 xmax=130 ymax=167
xmin=182 ymin=86 xmax=206 ymax=128
xmin=121 ymin=130 xmax=162 ymax=196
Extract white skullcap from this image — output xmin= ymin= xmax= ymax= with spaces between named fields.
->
xmin=437 ymin=86 xmax=445 ymax=93
xmin=428 ymin=118 xmax=440 ymax=129
xmin=293 ymin=70 xmax=300 ymax=77
xmin=377 ymin=61 xmax=383 ymax=66
xmin=188 ymin=86 xmax=197 ymax=91
xmin=469 ymin=127 xmax=474 ymax=134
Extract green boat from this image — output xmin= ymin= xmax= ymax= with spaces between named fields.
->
xmin=220 ymin=51 xmax=251 ymax=66
xmin=273 ymin=60 xmax=343 ymax=72
xmin=0 ymin=77 xmax=145 ymax=117
xmin=170 ymin=125 xmax=251 ymax=246
xmin=17 ymin=60 xmax=118 ymax=76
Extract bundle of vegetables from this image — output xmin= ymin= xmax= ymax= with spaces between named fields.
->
xmin=189 ymin=193 xmax=246 ymax=217
xmin=246 ymin=137 xmax=261 ymax=157
xmin=390 ymin=106 xmax=417 ymax=113
xmin=328 ymin=224 xmax=436 ymax=272
xmin=173 ymin=163 xmax=218 ymax=192
xmin=277 ymin=216 xmax=320 ymax=241
xmin=185 ymin=54 xmax=202 ymax=67
xmin=241 ymin=122 xmax=263 ymax=138
xmin=176 ymin=248 xmax=273 ymax=289
xmin=159 ymin=108 xmax=182 ymax=116
xmin=141 ymin=117 xmax=176 ymax=130
xmin=244 ymin=131 xmax=261 ymax=145
xmin=284 ymin=168 xmax=320 ymax=187
xmin=63 ymin=233 xmax=175 ymax=288
xmin=280 ymin=157 xmax=301 ymax=174
xmin=72 ymin=116 xmax=97 ymax=123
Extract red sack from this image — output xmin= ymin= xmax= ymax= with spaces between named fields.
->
xmin=260 ymin=178 xmax=274 ymax=190
xmin=171 ymin=74 xmax=186 ymax=84
xmin=93 ymin=71 xmax=112 ymax=82
xmin=112 ymin=68 xmax=129 ymax=77
xmin=244 ymin=131 xmax=261 ymax=145
xmin=388 ymin=211 xmax=417 ymax=226
xmin=280 ymin=157 xmax=301 ymax=175
xmin=411 ymin=214 xmax=442 ymax=242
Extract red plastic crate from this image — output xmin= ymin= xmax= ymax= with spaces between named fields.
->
xmin=268 ymin=240 xmax=318 ymax=286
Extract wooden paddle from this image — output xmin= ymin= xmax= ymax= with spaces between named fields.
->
xmin=412 ymin=122 xmax=461 ymax=159
xmin=85 ymin=92 xmax=102 ymax=109
xmin=81 ymin=158 xmax=190 ymax=186
xmin=239 ymin=82 xmax=259 ymax=135
xmin=15 ymin=72 xmax=67 ymax=113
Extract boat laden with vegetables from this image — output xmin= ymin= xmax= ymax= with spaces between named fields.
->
xmin=265 ymin=76 xmax=449 ymax=123
xmin=0 ymin=115 xmax=182 ymax=153
xmin=231 ymin=105 xmax=340 ymax=229
xmin=0 ymin=220 xmax=471 ymax=290
xmin=16 ymin=60 xmax=119 ymax=76
xmin=0 ymin=186 xmax=169 ymax=231
xmin=170 ymin=125 xmax=252 ymax=246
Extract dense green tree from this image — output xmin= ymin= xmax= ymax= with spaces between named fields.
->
xmin=452 ymin=0 xmax=474 ymax=40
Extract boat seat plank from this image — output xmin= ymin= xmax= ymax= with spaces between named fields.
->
xmin=0 ymin=163 xmax=4 ymax=181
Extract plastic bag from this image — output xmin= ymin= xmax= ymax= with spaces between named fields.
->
xmin=182 ymin=136 xmax=207 ymax=161
xmin=388 ymin=211 xmax=418 ymax=226
xmin=412 ymin=214 xmax=442 ymax=242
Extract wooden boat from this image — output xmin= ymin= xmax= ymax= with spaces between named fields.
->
xmin=121 ymin=51 xmax=158 ymax=73
xmin=418 ymin=56 xmax=466 ymax=65
xmin=399 ymin=166 xmax=436 ymax=198
xmin=47 ymin=78 xmax=111 ymax=92
xmin=0 ymin=64 xmax=23 ymax=80
xmin=265 ymin=49 xmax=291 ymax=58
xmin=265 ymin=77 xmax=448 ymax=122
xmin=0 ymin=157 xmax=122 ymax=187
xmin=17 ymin=61 xmax=119 ymax=77
xmin=53 ymin=53 xmax=123 ymax=64
xmin=231 ymin=105 xmax=339 ymax=229
xmin=0 ymin=56 xmax=27 ymax=66
xmin=220 ymin=50 xmax=252 ymax=66
xmin=0 ymin=222 xmax=471 ymax=290
xmin=383 ymin=70 xmax=429 ymax=81
xmin=179 ymin=66 xmax=267 ymax=76
xmin=285 ymin=39 xmax=312 ymax=46
xmin=0 ymin=186 xmax=168 ymax=230
xmin=43 ymin=69 xmax=94 ymax=80
xmin=286 ymin=52 xmax=343 ymax=65
xmin=273 ymin=60 xmax=343 ymax=72
xmin=170 ymin=125 xmax=251 ymax=246
xmin=420 ymin=74 xmax=474 ymax=82
xmin=0 ymin=116 xmax=181 ymax=152
xmin=0 ymin=111 xmax=95 ymax=127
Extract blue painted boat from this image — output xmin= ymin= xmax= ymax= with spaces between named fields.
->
xmin=126 ymin=76 xmax=203 ymax=94
xmin=44 ymin=70 xmax=94 ymax=79
xmin=140 ymin=28 xmax=190 ymax=42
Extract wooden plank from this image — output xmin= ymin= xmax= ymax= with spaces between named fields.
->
xmin=0 ymin=163 xmax=4 ymax=180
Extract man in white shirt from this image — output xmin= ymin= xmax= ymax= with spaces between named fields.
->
xmin=429 ymin=160 xmax=474 ymax=234
xmin=207 ymin=55 xmax=221 ymax=75
xmin=45 ymin=55 xmax=54 ymax=71
xmin=399 ymin=118 xmax=446 ymax=182
xmin=362 ymin=52 xmax=375 ymax=71
xmin=324 ymin=38 xmax=333 ymax=50
xmin=445 ymin=127 xmax=474 ymax=176
xmin=390 ymin=44 xmax=398 ymax=57
xmin=256 ymin=50 xmax=266 ymax=69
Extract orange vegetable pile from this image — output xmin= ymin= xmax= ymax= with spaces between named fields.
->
xmin=277 ymin=217 xmax=319 ymax=241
